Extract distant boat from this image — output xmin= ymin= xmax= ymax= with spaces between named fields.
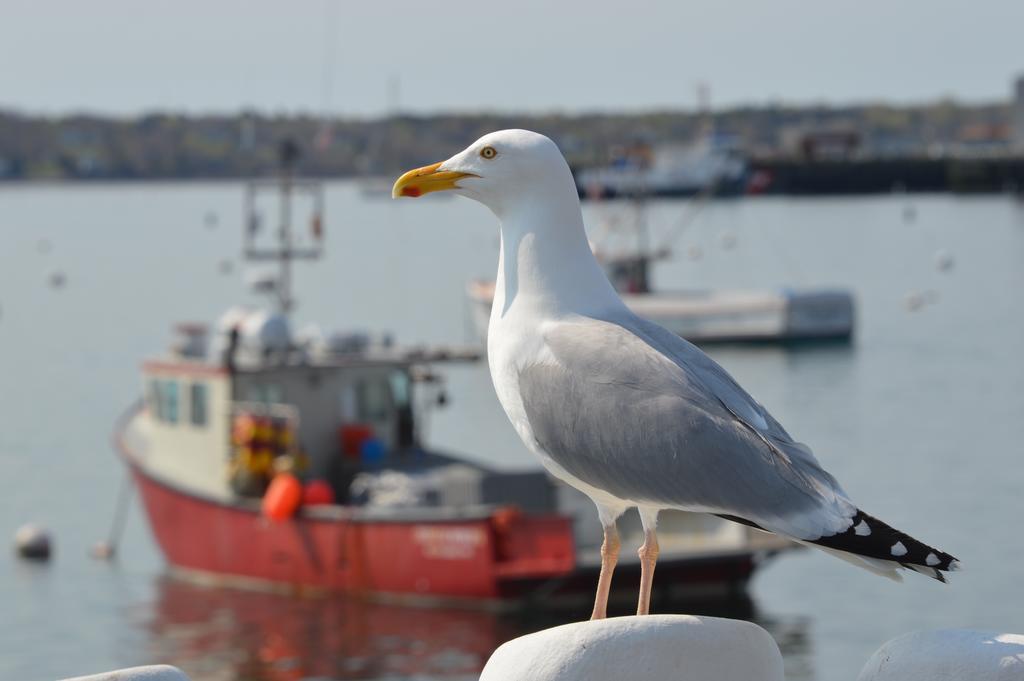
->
xmin=467 ymin=195 xmax=855 ymax=345
xmin=575 ymin=132 xmax=749 ymax=199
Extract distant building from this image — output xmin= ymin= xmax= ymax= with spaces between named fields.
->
xmin=867 ymin=133 xmax=922 ymax=158
xmin=779 ymin=123 xmax=861 ymax=160
xmin=954 ymin=122 xmax=1010 ymax=156
xmin=1013 ymin=75 xmax=1024 ymax=152
xmin=239 ymin=116 xmax=256 ymax=151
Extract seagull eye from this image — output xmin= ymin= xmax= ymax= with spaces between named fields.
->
xmin=480 ymin=146 xmax=497 ymax=160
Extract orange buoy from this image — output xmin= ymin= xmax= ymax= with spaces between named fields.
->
xmin=303 ymin=479 xmax=335 ymax=506
xmin=262 ymin=473 xmax=302 ymax=521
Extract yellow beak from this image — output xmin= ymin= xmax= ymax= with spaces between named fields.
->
xmin=392 ymin=161 xmax=476 ymax=198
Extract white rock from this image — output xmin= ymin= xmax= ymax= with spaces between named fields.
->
xmin=857 ymin=629 xmax=1024 ymax=681
xmin=14 ymin=523 xmax=52 ymax=561
xmin=479 ymin=615 xmax=783 ymax=681
xmin=60 ymin=665 xmax=190 ymax=681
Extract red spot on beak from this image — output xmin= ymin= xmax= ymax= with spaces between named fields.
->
xmin=401 ymin=186 xmax=422 ymax=197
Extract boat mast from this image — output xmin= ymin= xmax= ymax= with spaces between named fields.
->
xmin=244 ymin=139 xmax=324 ymax=318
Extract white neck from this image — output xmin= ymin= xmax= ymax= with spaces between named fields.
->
xmin=489 ymin=191 xmax=624 ymax=326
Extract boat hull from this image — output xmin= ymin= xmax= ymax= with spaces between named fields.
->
xmin=128 ymin=461 xmax=580 ymax=603
xmin=117 ymin=406 xmax=787 ymax=606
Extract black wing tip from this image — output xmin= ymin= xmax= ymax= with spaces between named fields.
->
xmin=814 ymin=509 xmax=960 ymax=577
xmin=715 ymin=510 xmax=961 ymax=581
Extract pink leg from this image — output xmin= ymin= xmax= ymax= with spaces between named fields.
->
xmin=636 ymin=526 xmax=660 ymax=616
xmin=590 ymin=523 xmax=621 ymax=620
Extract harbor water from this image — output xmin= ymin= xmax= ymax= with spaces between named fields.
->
xmin=0 ymin=183 xmax=1022 ymax=681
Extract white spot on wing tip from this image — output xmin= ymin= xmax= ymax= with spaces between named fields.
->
xmin=890 ymin=541 xmax=908 ymax=557
xmin=949 ymin=560 xmax=962 ymax=571
xmin=926 ymin=553 xmax=940 ymax=566
xmin=854 ymin=520 xmax=871 ymax=536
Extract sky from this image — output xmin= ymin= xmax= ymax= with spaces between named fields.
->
xmin=2 ymin=0 xmax=1022 ymax=117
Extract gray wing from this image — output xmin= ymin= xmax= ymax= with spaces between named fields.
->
xmin=519 ymin=313 xmax=857 ymax=540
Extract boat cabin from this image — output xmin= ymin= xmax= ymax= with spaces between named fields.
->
xmin=138 ymin=318 xmax=443 ymax=504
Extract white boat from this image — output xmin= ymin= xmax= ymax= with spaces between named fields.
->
xmin=474 ymin=154 xmax=855 ymax=345
xmin=575 ymin=133 xmax=749 ymax=199
xmin=468 ymin=184 xmax=854 ymax=345
xmin=468 ymin=279 xmax=854 ymax=344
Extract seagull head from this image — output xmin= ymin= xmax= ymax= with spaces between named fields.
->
xmin=391 ymin=129 xmax=577 ymax=217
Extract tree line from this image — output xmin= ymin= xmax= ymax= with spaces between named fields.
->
xmin=0 ymin=100 xmax=1011 ymax=181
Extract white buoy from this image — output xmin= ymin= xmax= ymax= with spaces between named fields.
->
xmin=60 ymin=665 xmax=191 ymax=681
xmin=479 ymin=615 xmax=783 ymax=681
xmin=14 ymin=523 xmax=52 ymax=561
xmin=857 ymin=629 xmax=1024 ymax=681
xmin=90 ymin=541 xmax=115 ymax=560
xmin=934 ymin=249 xmax=954 ymax=273
xmin=905 ymin=291 xmax=926 ymax=311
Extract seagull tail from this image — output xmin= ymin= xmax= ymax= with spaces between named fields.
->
xmin=806 ymin=509 xmax=960 ymax=583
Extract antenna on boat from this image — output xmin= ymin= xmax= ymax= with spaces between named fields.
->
xmin=244 ymin=139 xmax=325 ymax=317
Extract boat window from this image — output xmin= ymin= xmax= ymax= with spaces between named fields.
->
xmin=389 ymin=371 xmax=410 ymax=409
xmin=339 ymin=383 xmax=357 ymax=422
xmin=159 ymin=379 xmax=179 ymax=424
xmin=355 ymin=376 xmax=391 ymax=422
xmin=245 ymin=383 xmax=283 ymax=405
xmin=189 ymin=382 xmax=208 ymax=427
xmin=391 ymin=370 xmax=415 ymax=448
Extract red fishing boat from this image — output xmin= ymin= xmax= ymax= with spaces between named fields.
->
xmin=114 ymin=145 xmax=794 ymax=607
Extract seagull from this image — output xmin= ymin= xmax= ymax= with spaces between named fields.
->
xmin=393 ymin=129 xmax=960 ymax=619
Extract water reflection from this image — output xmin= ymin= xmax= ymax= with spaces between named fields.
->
xmin=140 ymin=577 xmax=812 ymax=681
